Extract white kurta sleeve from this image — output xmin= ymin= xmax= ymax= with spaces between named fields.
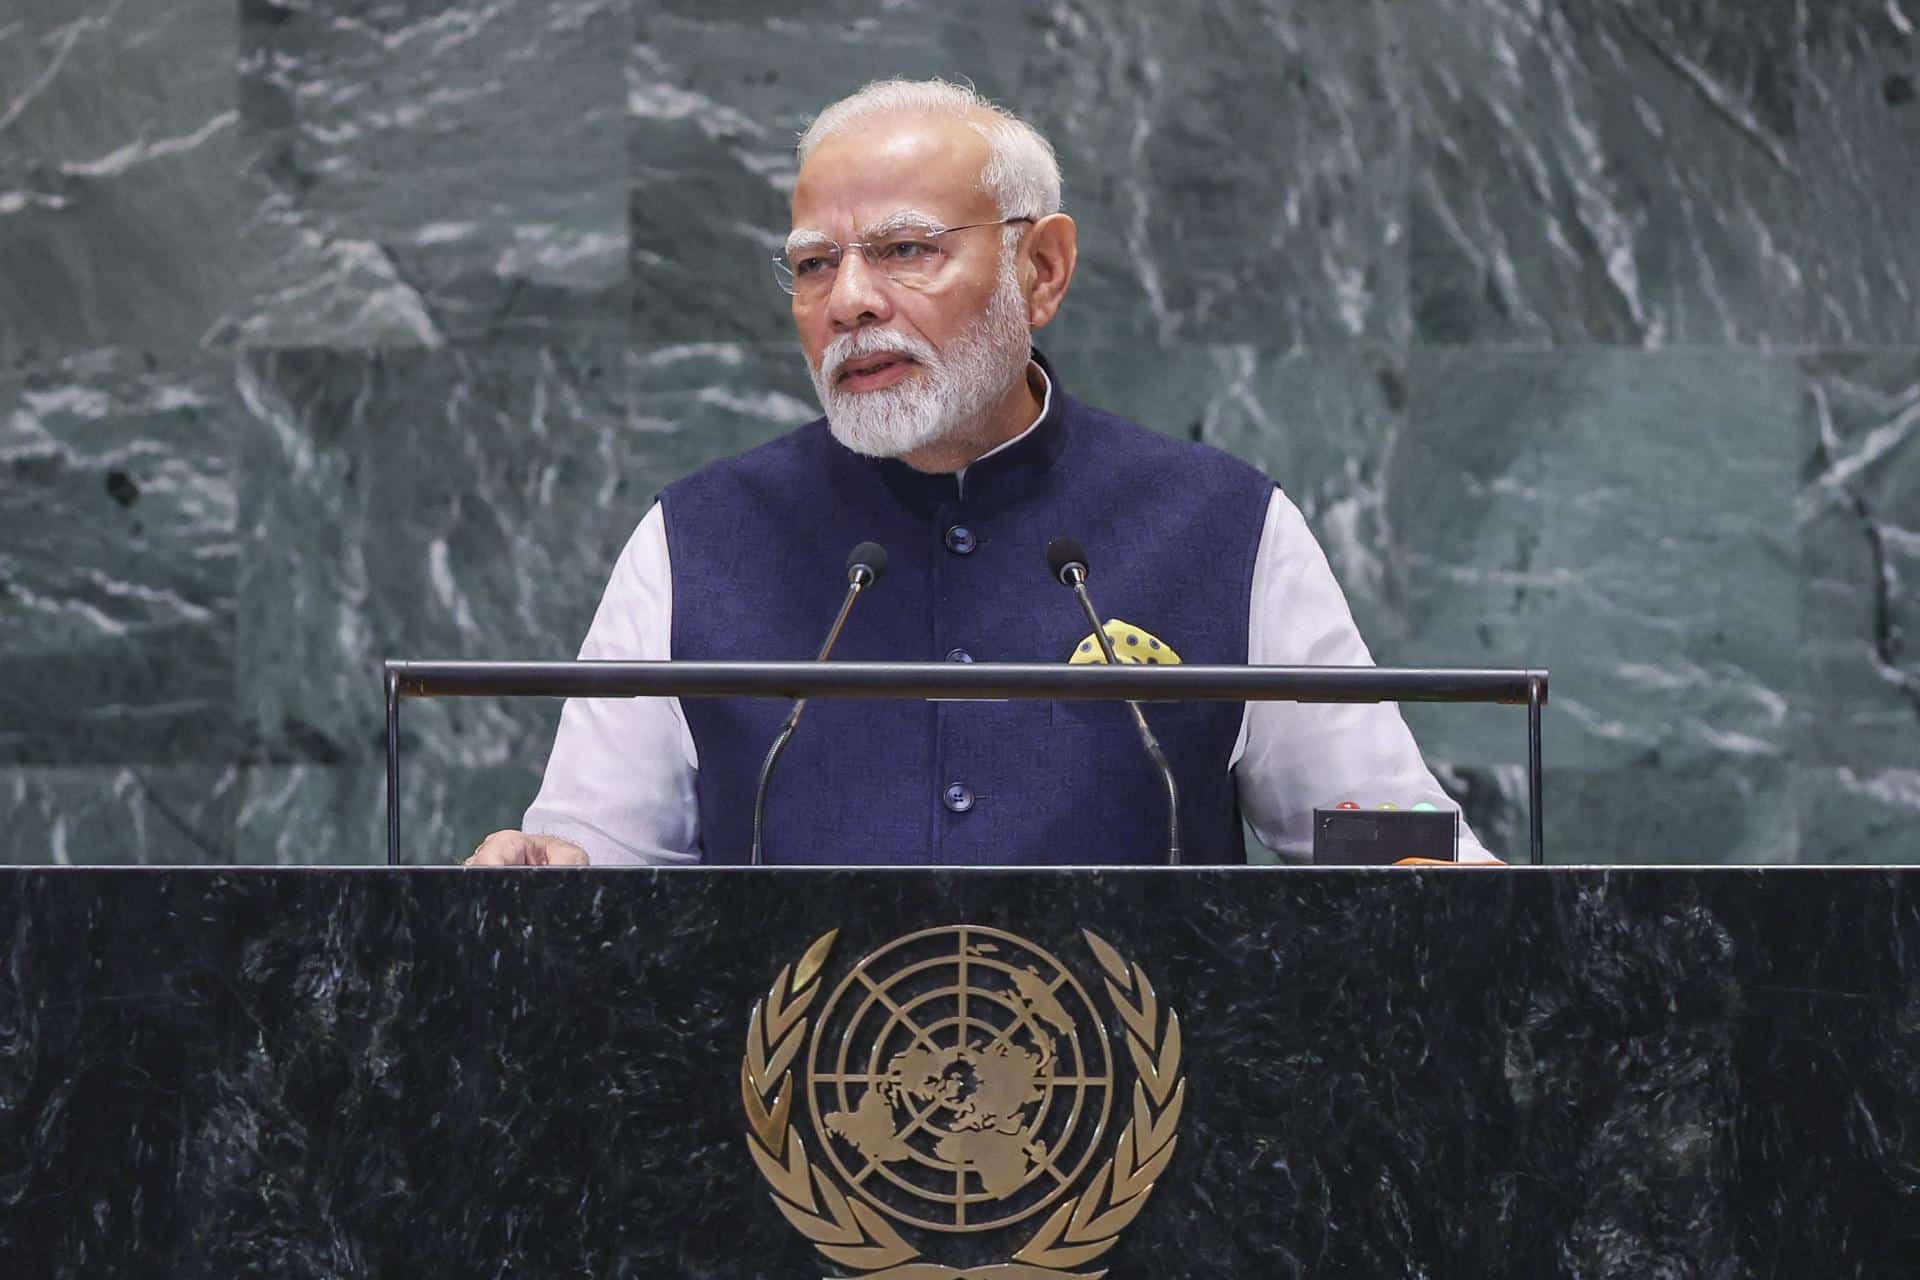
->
xmin=1231 ymin=488 xmax=1497 ymax=863
xmin=521 ymin=502 xmax=701 ymax=865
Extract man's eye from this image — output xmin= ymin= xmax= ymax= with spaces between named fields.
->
xmin=876 ymin=239 xmax=939 ymax=263
xmin=791 ymin=253 xmax=833 ymax=276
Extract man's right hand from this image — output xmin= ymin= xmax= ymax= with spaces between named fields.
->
xmin=464 ymin=830 xmax=590 ymax=867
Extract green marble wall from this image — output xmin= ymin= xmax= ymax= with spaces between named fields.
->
xmin=2 ymin=0 xmax=1914 ymax=864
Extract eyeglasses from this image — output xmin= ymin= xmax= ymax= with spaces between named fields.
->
xmin=772 ymin=216 xmax=1035 ymax=297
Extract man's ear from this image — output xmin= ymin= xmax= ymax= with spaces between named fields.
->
xmin=1022 ymin=213 xmax=1078 ymax=330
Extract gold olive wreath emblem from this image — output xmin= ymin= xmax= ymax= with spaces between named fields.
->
xmin=741 ymin=927 xmax=1185 ymax=1279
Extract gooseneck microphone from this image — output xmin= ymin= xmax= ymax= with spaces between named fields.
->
xmin=1045 ymin=537 xmax=1183 ymax=865
xmin=749 ymin=541 xmax=887 ymax=865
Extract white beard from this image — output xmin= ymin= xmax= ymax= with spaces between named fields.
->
xmin=809 ymin=256 xmax=1032 ymax=461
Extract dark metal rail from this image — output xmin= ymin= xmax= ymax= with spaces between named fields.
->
xmin=389 ymin=659 xmax=1543 ymax=703
xmin=385 ymin=661 xmax=1549 ymax=867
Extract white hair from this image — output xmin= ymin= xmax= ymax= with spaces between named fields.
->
xmin=797 ymin=78 xmax=1063 ymax=221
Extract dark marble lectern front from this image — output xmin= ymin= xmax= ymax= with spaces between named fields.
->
xmin=2 ymin=867 xmax=1917 ymax=1278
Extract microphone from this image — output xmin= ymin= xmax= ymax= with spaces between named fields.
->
xmin=749 ymin=542 xmax=887 ymax=865
xmin=1044 ymin=536 xmax=1183 ymax=865
xmin=1046 ymin=537 xmax=1088 ymax=588
xmin=845 ymin=540 xmax=886 ymax=591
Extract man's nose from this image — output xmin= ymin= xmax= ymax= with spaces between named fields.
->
xmin=825 ymin=248 xmax=892 ymax=331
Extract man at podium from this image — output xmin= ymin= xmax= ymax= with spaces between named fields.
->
xmin=470 ymin=79 xmax=1492 ymax=868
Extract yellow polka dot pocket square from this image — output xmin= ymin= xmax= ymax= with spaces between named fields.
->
xmin=1067 ymin=619 xmax=1180 ymax=665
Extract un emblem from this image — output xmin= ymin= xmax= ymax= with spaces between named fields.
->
xmin=742 ymin=926 xmax=1185 ymax=1279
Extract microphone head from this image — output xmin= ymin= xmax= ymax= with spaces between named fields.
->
xmin=846 ymin=541 xmax=888 ymax=585
xmin=1046 ymin=536 xmax=1088 ymax=585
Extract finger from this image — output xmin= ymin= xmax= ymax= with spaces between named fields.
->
xmin=466 ymin=831 xmax=529 ymax=866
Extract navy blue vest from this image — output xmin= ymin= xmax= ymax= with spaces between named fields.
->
xmin=660 ymin=355 xmax=1275 ymax=865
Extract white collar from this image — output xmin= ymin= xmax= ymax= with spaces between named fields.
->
xmin=955 ymin=360 xmax=1052 ymax=498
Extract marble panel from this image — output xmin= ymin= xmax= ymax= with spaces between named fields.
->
xmin=1550 ymin=758 xmax=1798 ymax=864
xmin=0 ymin=0 xmax=250 ymax=366
xmin=235 ymin=762 xmax=546 ymax=866
xmin=1799 ymin=1 xmax=1920 ymax=344
xmin=1798 ymin=350 xmax=1920 ymax=774
xmin=235 ymin=342 xmax=640 ymax=774
xmin=632 ymin=0 xmax=1409 ymax=348
xmin=4 ymin=868 xmax=1920 ymax=1272
xmin=1797 ymin=766 xmax=1920 ymax=864
xmin=627 ymin=340 xmax=819 ymax=466
xmin=230 ymin=343 xmax=813 ymax=859
xmin=1393 ymin=757 xmax=1800 ymax=867
xmin=229 ymin=0 xmax=630 ymax=349
xmin=1395 ymin=349 xmax=1801 ymax=780
xmin=0 ymin=352 xmax=238 ymax=764
xmin=0 ymin=766 xmax=238 ymax=864
xmin=1409 ymin=0 xmax=1805 ymax=347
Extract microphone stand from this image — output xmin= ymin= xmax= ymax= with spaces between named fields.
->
xmin=1059 ymin=565 xmax=1183 ymax=866
xmin=750 ymin=562 xmax=876 ymax=866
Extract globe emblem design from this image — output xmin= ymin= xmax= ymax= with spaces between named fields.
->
xmin=807 ymin=926 xmax=1114 ymax=1233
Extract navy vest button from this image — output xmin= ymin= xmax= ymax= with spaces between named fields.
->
xmin=946 ymin=648 xmax=973 ymax=663
xmin=944 ymin=525 xmax=976 ymax=554
xmin=943 ymin=782 xmax=975 ymax=813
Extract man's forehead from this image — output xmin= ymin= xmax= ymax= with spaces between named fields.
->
xmin=789 ymin=113 xmax=995 ymax=230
